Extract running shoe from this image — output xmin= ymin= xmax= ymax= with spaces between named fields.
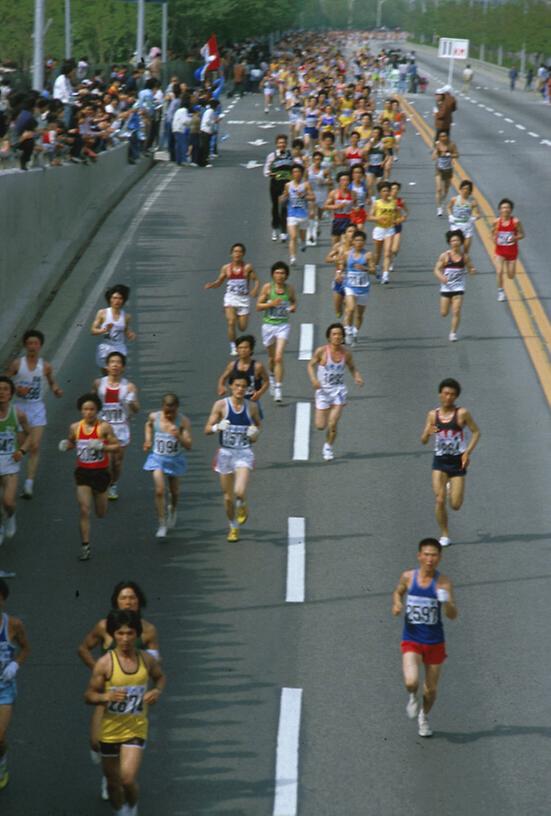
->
xmin=272 ymin=230 xmax=278 ymax=241
xmin=497 ymin=289 xmax=506 ymax=302
xmin=322 ymin=443 xmax=334 ymax=461
xmin=448 ymin=332 xmax=458 ymax=342
xmin=280 ymin=233 xmax=288 ymax=242
xmin=437 ymin=207 xmax=443 ymax=217
xmin=290 ymin=255 xmax=297 ymax=265
xmin=79 ymin=544 xmax=91 ymax=561
xmin=235 ymin=502 xmax=248 ymax=525
xmin=406 ymin=694 xmax=420 ymax=719
xmin=21 ymin=479 xmax=33 ymax=499
xmin=156 ymin=525 xmax=168 ymax=539
xmin=274 ymin=385 xmax=282 ymax=403
xmin=230 ymin=342 xmax=237 ymax=356
xmin=438 ymin=535 xmax=451 ymax=547
xmin=381 ymin=271 xmax=390 ymax=284
xmin=418 ymin=711 xmax=433 ymax=737
xmin=5 ymin=515 xmax=16 ymax=539
xmin=227 ymin=526 xmax=240 ymax=542
xmin=107 ymin=484 xmax=118 ymax=501
xmin=167 ymin=507 xmax=177 ymax=529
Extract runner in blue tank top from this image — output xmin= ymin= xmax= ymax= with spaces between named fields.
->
xmin=392 ymin=538 xmax=457 ymax=737
xmin=0 ymin=578 xmax=30 ymax=790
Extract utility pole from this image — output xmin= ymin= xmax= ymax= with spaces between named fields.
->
xmin=65 ymin=0 xmax=72 ymax=59
xmin=161 ymin=1 xmax=168 ymax=64
xmin=376 ymin=0 xmax=387 ymax=28
xmin=136 ymin=0 xmax=145 ymax=63
xmin=32 ymin=0 xmax=45 ymax=90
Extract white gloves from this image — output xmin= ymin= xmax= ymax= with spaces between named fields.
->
xmin=436 ymin=588 xmax=450 ymax=603
xmin=58 ymin=439 xmax=70 ymax=452
xmin=246 ymin=425 xmax=259 ymax=440
xmin=1 ymin=661 xmax=19 ymax=682
xmin=213 ymin=419 xmax=230 ymax=432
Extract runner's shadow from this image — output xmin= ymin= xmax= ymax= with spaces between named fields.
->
xmin=434 ymin=724 xmax=551 ymax=744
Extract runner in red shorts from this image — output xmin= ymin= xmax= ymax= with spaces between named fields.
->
xmin=491 ymin=197 xmax=525 ymax=302
xmin=392 ymin=538 xmax=458 ymax=737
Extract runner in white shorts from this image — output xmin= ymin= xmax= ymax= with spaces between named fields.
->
xmin=0 ymin=378 xmax=30 ymax=546
xmin=342 ymin=230 xmax=375 ymax=346
xmin=93 ymin=351 xmax=139 ymax=500
xmin=205 ymin=373 xmax=261 ymax=542
xmin=279 ymin=164 xmax=314 ymax=265
xmin=90 ymin=285 xmax=136 ymax=371
xmin=204 ymin=243 xmax=258 ymax=356
xmin=367 ymin=181 xmax=402 ymax=284
xmin=307 ymin=324 xmax=363 ymax=461
xmin=7 ymin=329 xmax=63 ymax=498
xmin=256 ymin=261 xmax=297 ymax=404
xmin=447 ymin=180 xmax=479 ymax=252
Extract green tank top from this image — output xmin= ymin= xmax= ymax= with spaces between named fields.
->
xmin=0 ymin=404 xmax=20 ymax=458
xmin=263 ymin=283 xmax=291 ymax=325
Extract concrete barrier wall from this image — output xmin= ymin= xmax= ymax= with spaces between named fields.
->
xmin=0 ymin=145 xmax=153 ymax=361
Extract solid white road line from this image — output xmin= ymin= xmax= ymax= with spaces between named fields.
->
xmin=286 ymin=517 xmax=305 ymax=603
xmin=273 ymin=688 xmax=303 ymax=816
xmin=293 ymin=403 xmax=311 ymax=461
xmin=298 ymin=324 xmax=314 ymax=361
xmin=51 ymin=166 xmax=179 ymax=374
xmin=303 ymin=263 xmax=316 ymax=294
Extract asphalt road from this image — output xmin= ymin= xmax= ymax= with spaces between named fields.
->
xmin=1 ymin=77 xmax=551 ymax=816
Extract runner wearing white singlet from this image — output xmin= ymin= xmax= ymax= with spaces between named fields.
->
xmin=307 ymin=151 xmax=332 ymax=245
xmin=91 ymin=285 xmax=136 ymax=371
xmin=307 ymin=323 xmax=363 ymax=461
xmin=447 ymin=180 xmax=479 ymax=252
xmin=93 ymin=351 xmax=139 ymax=500
xmin=0 ymin=378 xmax=30 ymax=547
xmin=6 ymin=329 xmax=63 ymax=498
xmin=433 ymin=230 xmax=476 ymax=342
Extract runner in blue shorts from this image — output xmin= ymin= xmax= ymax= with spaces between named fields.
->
xmin=143 ymin=393 xmax=192 ymax=539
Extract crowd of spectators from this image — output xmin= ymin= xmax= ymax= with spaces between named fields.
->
xmin=0 ymin=56 xmax=165 ymax=171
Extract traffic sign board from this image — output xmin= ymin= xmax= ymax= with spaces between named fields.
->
xmin=438 ymin=38 xmax=469 ymax=60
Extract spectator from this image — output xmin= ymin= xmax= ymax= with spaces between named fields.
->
xmin=77 ymin=56 xmax=89 ymax=81
xmin=14 ymin=96 xmax=37 ymax=170
xmin=462 ymin=64 xmax=473 ymax=92
xmin=233 ymin=60 xmax=246 ymax=97
xmin=53 ymin=60 xmax=76 ymax=127
xmin=524 ymin=67 xmax=533 ymax=91
xmin=172 ymin=98 xmax=191 ymax=166
xmin=188 ymin=104 xmax=201 ymax=166
xmin=198 ymin=99 xmax=217 ymax=167
xmin=434 ymin=85 xmax=456 ymax=136
xmin=509 ymin=66 xmax=518 ymax=91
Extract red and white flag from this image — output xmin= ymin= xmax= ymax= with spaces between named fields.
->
xmin=200 ymin=34 xmax=221 ymax=78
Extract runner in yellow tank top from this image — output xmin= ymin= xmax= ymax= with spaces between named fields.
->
xmin=85 ymin=609 xmax=165 ymax=816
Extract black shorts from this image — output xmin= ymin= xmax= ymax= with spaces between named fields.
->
xmin=437 ymin=168 xmax=453 ymax=181
xmin=432 ymin=455 xmax=466 ymax=477
xmin=331 ymin=217 xmax=351 ymax=236
xmin=74 ymin=467 xmax=111 ymax=493
xmin=440 ymin=290 xmax=464 ymax=299
xmin=100 ymin=737 xmax=146 ymax=757
xmin=367 ymin=165 xmax=384 ymax=178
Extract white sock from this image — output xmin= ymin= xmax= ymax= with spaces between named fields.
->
xmin=352 ymin=326 xmax=358 ymax=336
xmin=345 ymin=326 xmax=352 ymax=337
xmin=235 ymin=498 xmax=243 ymax=508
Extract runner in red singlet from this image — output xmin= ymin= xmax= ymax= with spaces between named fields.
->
xmin=491 ymin=198 xmax=525 ymax=302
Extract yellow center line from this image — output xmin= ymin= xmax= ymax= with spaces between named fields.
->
xmin=401 ymin=96 xmax=551 ymax=406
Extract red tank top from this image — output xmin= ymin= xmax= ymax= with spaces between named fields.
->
xmin=76 ymin=420 xmax=109 ymax=469
xmin=334 ymin=190 xmax=353 ymax=218
xmin=495 ymin=217 xmax=517 ymax=247
xmin=226 ymin=262 xmax=249 ymax=295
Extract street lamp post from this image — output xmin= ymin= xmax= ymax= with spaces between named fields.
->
xmin=161 ymin=1 xmax=168 ymax=64
xmin=136 ymin=0 xmax=145 ymax=63
xmin=65 ymin=0 xmax=72 ymax=59
xmin=376 ymin=0 xmax=388 ymax=29
xmin=32 ymin=0 xmax=45 ymax=90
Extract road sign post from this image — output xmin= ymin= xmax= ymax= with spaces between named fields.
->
xmin=438 ymin=37 xmax=469 ymax=88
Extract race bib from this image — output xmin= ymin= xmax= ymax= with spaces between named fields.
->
xmin=0 ymin=432 xmax=16 ymax=454
xmin=106 ymin=684 xmax=146 ymax=716
xmin=227 ymin=279 xmax=248 ymax=296
xmin=154 ymin=433 xmax=179 ymax=456
xmin=221 ymin=425 xmax=250 ymax=449
xmin=77 ymin=440 xmax=104 ymax=463
xmin=103 ymin=405 xmax=124 ymax=424
xmin=435 ymin=431 xmax=463 ymax=456
xmin=406 ymin=595 xmax=439 ymax=625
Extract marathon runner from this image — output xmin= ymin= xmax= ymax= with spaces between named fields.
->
xmin=324 ymin=170 xmax=356 ymax=247
xmin=0 ymin=578 xmax=30 ymax=790
xmin=256 ymin=262 xmax=297 ymax=404
xmin=389 ymin=181 xmax=408 ymax=273
xmin=143 ymin=393 xmax=192 ymax=539
xmin=367 ymin=180 xmax=402 ymax=284
xmin=205 ymin=372 xmax=261 ymax=542
xmin=325 ymin=223 xmax=357 ymax=319
xmin=279 ymin=164 xmax=315 ymax=265
xmin=307 ymin=151 xmax=332 ymax=246
xmin=0 ymin=377 xmax=30 ymax=547
xmin=91 ymin=285 xmax=136 ymax=371
xmin=447 ymin=179 xmax=479 ymax=252
xmin=94 ymin=351 xmax=139 ymax=499
xmin=433 ymin=230 xmax=476 ymax=342
xmin=263 ymin=135 xmax=293 ymax=243
xmin=6 ymin=329 xmax=63 ymax=499
xmin=58 ymin=392 xmax=120 ymax=561
xmin=84 ymin=608 xmax=165 ymax=816
xmin=392 ymin=538 xmax=457 ymax=737
xmin=204 ymin=243 xmax=259 ymax=356
xmin=217 ymin=335 xmax=269 ymax=416
xmin=432 ymin=131 xmax=459 ymax=217
xmin=420 ymin=378 xmax=481 ymax=547
xmin=491 ymin=198 xmax=525 ymax=302
xmin=342 ymin=229 xmax=375 ymax=345
xmin=307 ymin=323 xmax=364 ymax=461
